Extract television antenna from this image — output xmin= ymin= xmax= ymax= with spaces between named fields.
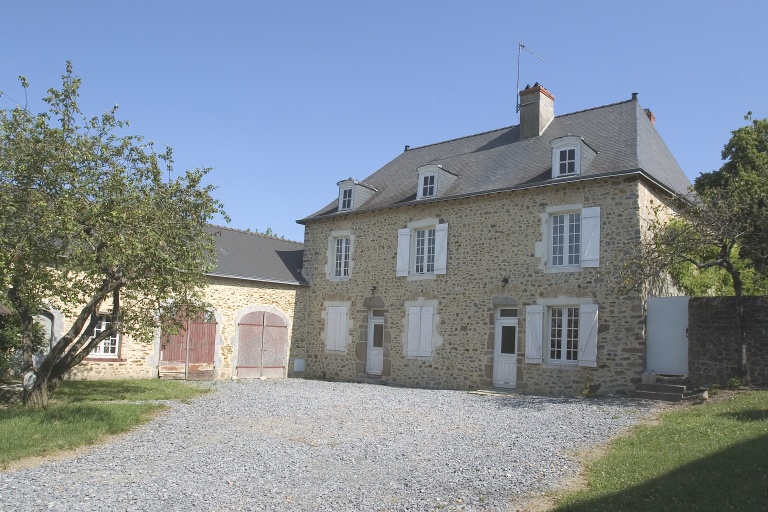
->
xmin=516 ymin=42 xmax=546 ymax=113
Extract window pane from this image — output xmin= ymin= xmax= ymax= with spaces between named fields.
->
xmin=567 ymin=149 xmax=575 ymax=160
xmin=415 ymin=229 xmax=425 ymax=273
xmin=552 ymin=214 xmax=565 ymax=265
xmin=500 ymin=325 xmax=516 ymax=354
xmin=566 ymin=307 xmax=579 ymax=360
xmin=372 ymin=310 xmax=386 ymax=318
xmin=550 ymin=308 xmax=563 ymax=360
xmin=373 ymin=324 xmax=384 ymax=348
xmin=499 ymin=309 xmax=517 ymax=317
xmin=568 ymin=213 xmax=581 ymax=265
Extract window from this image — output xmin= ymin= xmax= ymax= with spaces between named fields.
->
xmin=549 ymin=307 xmax=579 ymax=362
xmin=420 ymin=173 xmax=436 ymax=198
xmin=551 ymin=212 xmax=581 ymax=266
xmin=396 ymin=220 xmax=448 ymax=279
xmin=557 ymin=148 xmax=576 ymax=176
xmin=88 ymin=315 xmax=120 ymax=358
xmin=541 ymin=206 xmax=600 ymax=270
xmin=327 ymin=230 xmax=353 ymax=281
xmin=340 ymin=187 xmax=353 ymax=211
xmin=406 ymin=306 xmax=434 ymax=358
xmin=324 ymin=304 xmax=349 ymax=352
xmin=334 ymin=236 xmax=350 ymax=278
xmin=524 ymin=302 xmax=598 ymax=367
xmin=414 ymin=228 xmax=436 ymax=274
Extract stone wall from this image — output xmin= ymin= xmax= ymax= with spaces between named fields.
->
xmin=293 ymin=176 xmax=673 ymax=395
xmin=688 ymin=296 xmax=768 ymax=387
xmin=66 ymin=276 xmax=302 ymax=380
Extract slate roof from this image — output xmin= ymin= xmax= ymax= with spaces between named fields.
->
xmin=205 ymin=225 xmax=306 ymax=286
xmin=299 ymin=98 xmax=690 ymax=222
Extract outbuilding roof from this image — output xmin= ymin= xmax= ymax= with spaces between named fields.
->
xmin=206 ymin=225 xmax=306 ymax=286
xmin=299 ymin=98 xmax=690 ymax=222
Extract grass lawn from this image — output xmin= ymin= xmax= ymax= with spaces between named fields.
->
xmin=553 ymin=390 xmax=768 ymax=511
xmin=0 ymin=379 xmax=210 ymax=468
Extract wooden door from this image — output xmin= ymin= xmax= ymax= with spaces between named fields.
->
xmin=236 ymin=311 xmax=287 ymax=378
xmin=367 ymin=311 xmax=384 ymax=375
xmin=493 ymin=309 xmax=518 ymax=388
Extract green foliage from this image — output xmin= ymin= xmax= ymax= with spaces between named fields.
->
xmin=727 ymin=377 xmax=742 ymax=389
xmin=0 ymin=62 xmax=227 ymax=402
xmin=554 ymin=391 xmax=768 ymax=511
xmin=669 ymin=245 xmax=768 ymax=297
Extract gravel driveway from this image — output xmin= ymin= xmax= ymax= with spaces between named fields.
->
xmin=0 ymin=379 xmax=662 ymax=511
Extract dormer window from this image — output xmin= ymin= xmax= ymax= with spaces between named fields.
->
xmin=550 ymin=136 xmax=597 ymax=180
xmin=340 ymin=187 xmax=353 ymax=211
xmin=337 ymin=178 xmax=378 ymax=213
xmin=558 ymin=148 xmax=577 ymax=176
xmin=416 ymin=164 xmax=457 ymax=201
xmin=420 ymin=173 xmax=436 ymax=198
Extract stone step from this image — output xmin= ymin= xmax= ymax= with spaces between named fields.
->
xmin=655 ymin=375 xmax=690 ymax=386
xmin=633 ymin=390 xmax=684 ymax=402
xmin=636 ymin=383 xmax=687 ymax=394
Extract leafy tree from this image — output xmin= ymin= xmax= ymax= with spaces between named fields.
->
xmin=624 ymin=115 xmax=768 ymax=383
xmin=0 ymin=62 xmax=226 ymax=407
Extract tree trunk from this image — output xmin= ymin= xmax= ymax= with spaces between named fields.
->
xmin=22 ymin=370 xmax=49 ymax=409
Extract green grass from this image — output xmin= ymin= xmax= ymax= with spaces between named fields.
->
xmin=553 ymin=391 xmax=768 ymax=512
xmin=0 ymin=379 xmax=210 ymax=468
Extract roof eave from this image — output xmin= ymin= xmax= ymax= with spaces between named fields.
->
xmin=206 ymin=272 xmax=307 ymax=287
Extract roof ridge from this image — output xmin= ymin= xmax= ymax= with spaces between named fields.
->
xmin=208 ymin=224 xmax=303 ymax=245
xmin=406 ymin=98 xmax=636 ymax=152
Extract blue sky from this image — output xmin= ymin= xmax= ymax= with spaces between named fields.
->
xmin=2 ymin=1 xmax=766 ymax=242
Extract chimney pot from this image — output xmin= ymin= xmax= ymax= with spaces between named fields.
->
xmin=404 ymin=145 xmax=410 ymax=152
xmin=644 ymin=108 xmax=656 ymax=125
xmin=631 ymin=92 xmax=638 ymax=101
xmin=518 ymin=83 xmax=555 ymax=139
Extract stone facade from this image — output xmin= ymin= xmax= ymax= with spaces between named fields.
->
xmin=292 ymin=176 xmax=674 ymax=395
xmin=66 ymin=276 xmax=302 ymax=380
xmin=688 ymin=296 xmax=768 ymax=388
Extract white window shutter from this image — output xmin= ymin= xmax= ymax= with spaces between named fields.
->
xmin=525 ymin=305 xmax=544 ymax=364
xmin=325 ymin=307 xmax=339 ymax=351
xmin=407 ymin=306 xmax=421 ymax=357
xmin=396 ymin=228 xmax=411 ymax=277
xmin=419 ymin=306 xmax=434 ymax=356
xmin=434 ymin=223 xmax=448 ymax=274
xmin=578 ymin=304 xmax=598 ymax=367
xmin=581 ymin=207 xmax=600 ymax=267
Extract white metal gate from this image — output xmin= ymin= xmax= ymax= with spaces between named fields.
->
xmin=646 ymin=296 xmax=689 ymax=375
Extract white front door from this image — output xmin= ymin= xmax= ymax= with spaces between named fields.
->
xmin=493 ymin=308 xmax=518 ymax=388
xmin=367 ymin=311 xmax=384 ymax=375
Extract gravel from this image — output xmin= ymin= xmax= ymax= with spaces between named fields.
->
xmin=0 ymin=379 xmax=663 ymax=511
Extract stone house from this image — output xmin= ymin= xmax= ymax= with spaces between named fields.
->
xmin=64 ymin=225 xmax=306 ymax=380
xmin=290 ymin=84 xmax=691 ymax=395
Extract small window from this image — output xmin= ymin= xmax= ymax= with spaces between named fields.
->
xmin=558 ymin=149 xmax=576 ymax=175
xmin=88 ymin=315 xmax=120 ymax=358
xmin=499 ymin=309 xmax=518 ymax=318
xmin=421 ymin=174 xmax=436 ymax=198
xmin=340 ymin=187 xmax=353 ymax=211
xmin=551 ymin=212 xmax=581 ymax=266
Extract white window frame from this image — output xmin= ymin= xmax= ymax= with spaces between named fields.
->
xmin=396 ymin=218 xmax=447 ymax=280
xmin=538 ymin=205 xmax=600 ymax=272
xmin=551 ymin=136 xmax=583 ymax=179
xmin=417 ymin=172 xmax=437 ymax=199
xmin=88 ymin=315 xmax=120 ymax=358
xmin=326 ymin=230 xmax=353 ymax=281
xmin=525 ymin=299 xmax=598 ymax=368
xmin=334 ymin=236 xmax=351 ymax=278
xmin=551 ymin=211 xmax=581 ymax=267
xmin=339 ymin=186 xmax=353 ymax=211
xmin=324 ymin=302 xmax=350 ymax=353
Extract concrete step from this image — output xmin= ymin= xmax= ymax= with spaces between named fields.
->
xmin=655 ymin=375 xmax=690 ymax=386
xmin=633 ymin=390 xmax=684 ymax=402
xmin=637 ymin=383 xmax=686 ymax=394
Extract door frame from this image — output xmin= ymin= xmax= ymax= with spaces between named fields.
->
xmin=493 ymin=307 xmax=518 ymax=388
xmin=366 ymin=310 xmax=384 ymax=375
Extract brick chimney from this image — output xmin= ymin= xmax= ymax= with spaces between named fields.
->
xmin=519 ymin=83 xmax=554 ymax=139
xmin=644 ymin=108 xmax=656 ymax=125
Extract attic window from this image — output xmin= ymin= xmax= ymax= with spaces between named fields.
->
xmin=420 ymin=173 xmax=436 ymax=199
xmin=550 ymin=136 xmax=596 ymax=180
xmin=558 ymin=148 xmax=577 ymax=176
xmin=340 ymin=187 xmax=353 ymax=211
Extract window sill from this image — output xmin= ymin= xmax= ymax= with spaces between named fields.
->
xmin=328 ymin=276 xmax=351 ymax=282
xmin=406 ymin=273 xmax=437 ymax=281
xmin=544 ymin=264 xmax=583 ymax=274
xmin=84 ymin=357 xmax=125 ymax=363
xmin=542 ymin=361 xmax=579 ymax=369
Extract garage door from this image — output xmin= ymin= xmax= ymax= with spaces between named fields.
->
xmin=236 ymin=311 xmax=287 ymax=379
xmin=159 ymin=314 xmax=217 ymax=380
